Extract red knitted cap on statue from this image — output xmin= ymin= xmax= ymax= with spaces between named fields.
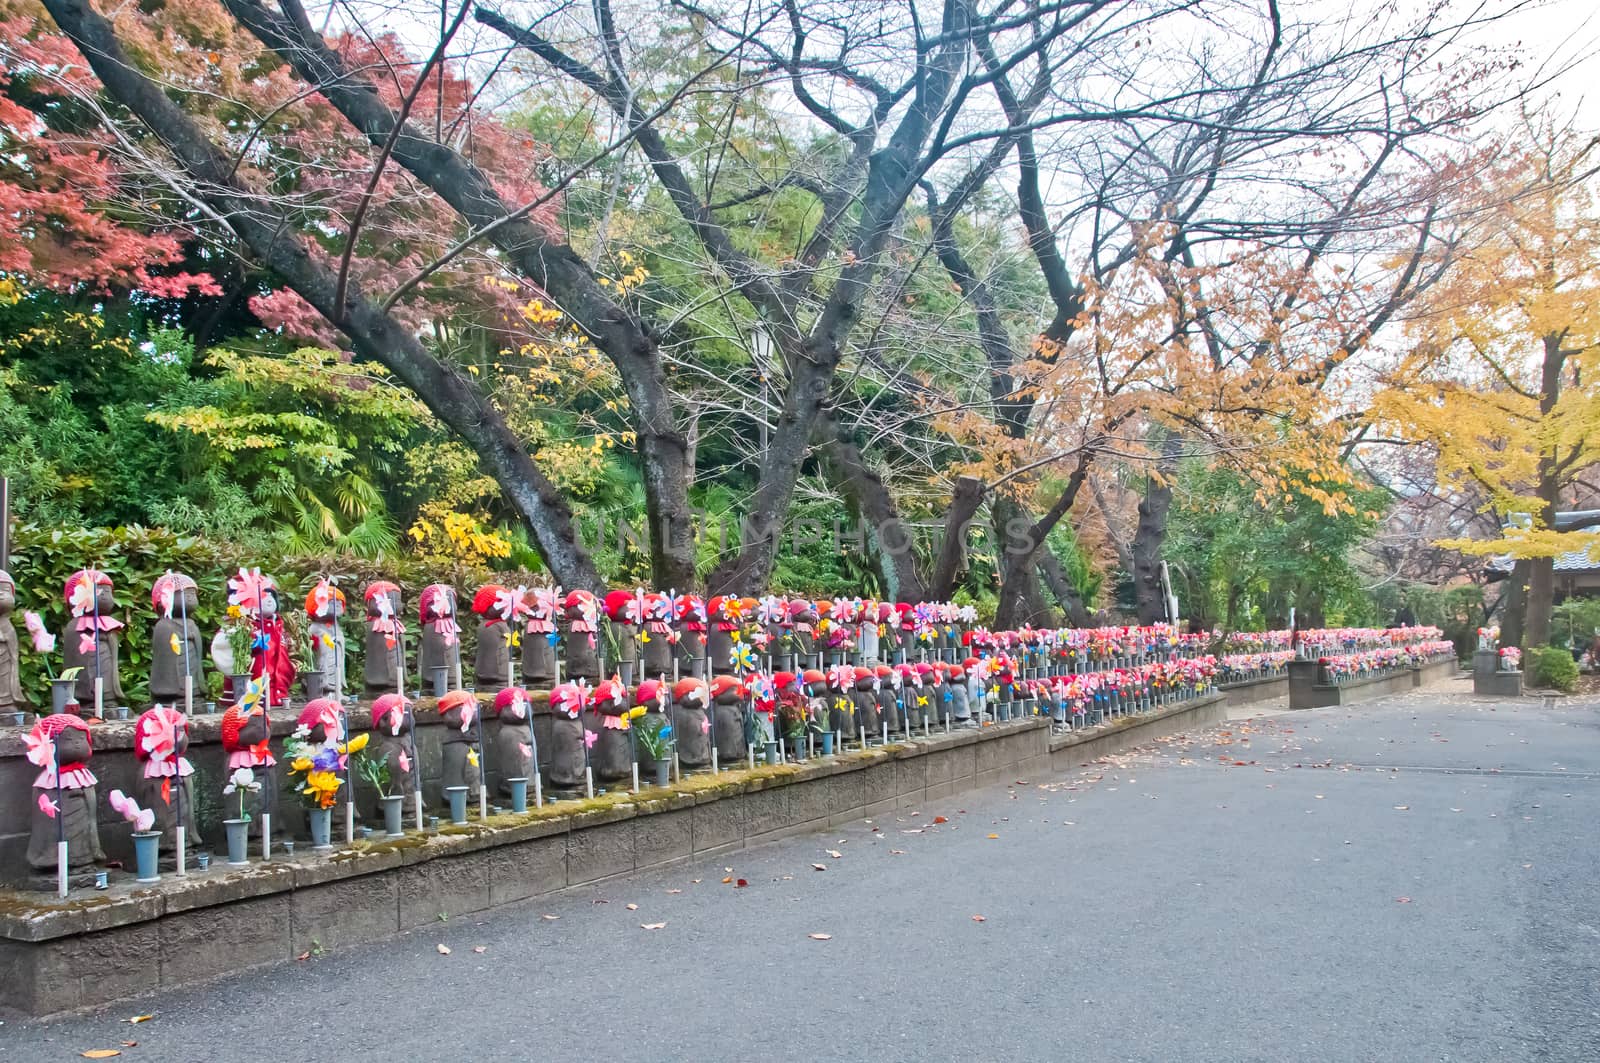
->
xmin=603 ymin=590 xmax=634 ymax=621
xmin=150 ymin=572 xmax=196 ymax=612
xmin=419 ymin=584 xmax=455 ymax=621
xmin=493 ymin=687 xmax=527 ymax=714
xmin=635 ymin=679 xmax=663 ymax=707
xmin=364 ymin=581 xmax=400 ymax=602
xmin=437 ymin=690 xmax=476 ymax=713
xmin=298 ymin=699 xmax=341 ymax=730
xmin=709 ymin=674 xmax=744 ymax=699
xmin=801 ymin=668 xmax=825 ymax=686
xmin=370 ymin=693 xmax=410 ymax=729
xmin=853 ymin=666 xmax=872 ymax=682
xmin=219 ymin=705 xmax=250 ymax=753
xmin=37 ymin=713 xmax=92 ymax=741
xmin=873 ymin=664 xmax=893 ymax=678
xmin=672 ymin=678 xmax=708 ymax=705
xmin=772 ymin=671 xmax=797 ymax=691
xmin=472 ymin=585 xmax=507 ymax=615
xmin=304 ymin=583 xmax=347 ymax=617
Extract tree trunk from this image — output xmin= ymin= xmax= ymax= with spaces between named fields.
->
xmin=1523 ymin=330 xmax=1568 ymax=649
xmin=1131 ymin=436 xmax=1183 ymax=624
xmin=822 ymin=414 xmax=925 ymax=602
xmin=992 ymin=456 xmax=1089 ymax=630
xmin=1500 ymin=559 xmax=1529 ymax=649
xmin=925 ymin=476 xmax=986 ymax=602
xmin=1036 ymin=549 xmax=1090 ymax=626
xmin=41 ymin=0 xmax=603 ymax=591
xmin=226 ymin=0 xmax=695 ymax=590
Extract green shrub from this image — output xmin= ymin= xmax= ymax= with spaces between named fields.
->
xmin=1525 ymin=645 xmax=1578 ymax=692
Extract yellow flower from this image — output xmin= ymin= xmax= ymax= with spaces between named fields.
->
xmin=169 ymin=632 xmax=181 ymax=655
xmin=304 ymin=770 xmax=342 ymax=809
xmin=626 ymin=705 xmax=648 ymax=720
xmin=290 ymin=756 xmax=313 ymax=773
xmin=344 ymin=733 xmax=369 ymax=754
xmin=467 ymin=748 xmax=480 ymax=767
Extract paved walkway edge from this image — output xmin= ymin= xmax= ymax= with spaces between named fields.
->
xmin=0 ymin=693 xmax=1229 ymax=1016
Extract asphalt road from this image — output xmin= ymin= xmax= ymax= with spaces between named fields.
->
xmin=7 ymin=681 xmax=1599 ymax=1062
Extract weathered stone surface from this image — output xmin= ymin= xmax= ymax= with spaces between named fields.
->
xmin=742 ymin=781 xmax=800 ymax=833
xmin=890 ymin=756 xmax=927 ymax=798
xmin=633 ymin=809 xmax=693 ymax=870
xmin=566 ymin=820 xmax=635 ymax=885
xmin=397 ymin=855 xmax=491 ymax=929
xmin=292 ymin=875 xmax=398 ymax=953
xmin=163 ymin=893 xmax=292 ymax=986
xmin=486 ymin=835 xmax=567 ymax=905
xmin=691 ymin=795 xmax=744 ymax=852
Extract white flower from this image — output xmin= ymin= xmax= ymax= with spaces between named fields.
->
xmin=222 ymin=767 xmax=260 ymax=795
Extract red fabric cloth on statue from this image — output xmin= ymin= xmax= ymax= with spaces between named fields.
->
xmin=251 ymin=617 xmax=296 ymax=706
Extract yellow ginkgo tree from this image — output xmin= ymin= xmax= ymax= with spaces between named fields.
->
xmin=1373 ymin=121 xmax=1600 ymax=647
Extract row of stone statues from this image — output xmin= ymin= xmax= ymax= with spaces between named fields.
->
xmin=21 ymin=662 xmax=969 ymax=879
xmin=0 ymin=567 xmax=993 ymax=717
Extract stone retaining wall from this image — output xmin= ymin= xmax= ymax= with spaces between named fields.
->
xmin=1218 ymin=673 xmax=1288 ymax=707
xmin=1289 ymin=656 xmax=1459 ymax=709
xmin=0 ymin=693 xmax=1228 ymax=1017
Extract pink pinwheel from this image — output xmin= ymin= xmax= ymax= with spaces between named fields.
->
xmin=226 ymin=566 xmax=272 ymax=615
xmin=757 ymin=595 xmax=788 ymax=626
xmin=38 ymin=793 xmax=58 ymax=819
xmin=625 ymin=588 xmax=649 ymax=626
xmin=642 ymin=592 xmax=672 ymax=635
xmin=108 ymin=789 xmax=156 ymax=832
xmin=23 ymin=611 xmax=54 ymax=655
xmin=583 ymin=729 xmax=598 ymax=749
xmin=398 ymin=750 xmax=412 ymax=774
xmin=527 ymin=585 xmax=562 ymax=633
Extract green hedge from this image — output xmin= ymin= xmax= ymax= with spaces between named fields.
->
xmin=1524 ymin=645 xmax=1578 ymax=692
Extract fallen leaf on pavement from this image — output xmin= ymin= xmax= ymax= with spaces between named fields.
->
xmin=295 ymin=951 xmax=311 ymax=962
xmin=901 ymin=828 xmax=923 ymax=834
xmin=121 ymin=1017 xmax=153 ymax=1025
xmin=932 ymin=816 xmax=948 ymax=824
xmin=665 ymin=889 xmax=682 ymax=894
xmin=626 ymin=903 xmax=639 ymax=911
xmin=1393 ymin=805 xmax=1409 ymax=811
xmin=1395 ymin=897 xmax=1411 ymax=904
xmin=473 ymin=946 xmax=487 ymax=954
xmin=735 ymin=878 xmax=749 ymax=887
xmin=120 ymin=1042 xmax=137 ymax=1048
xmin=811 ymin=863 xmax=827 ymax=871
xmin=436 ymin=944 xmax=452 ymax=955
xmin=721 ymin=876 xmax=733 ymax=883
xmin=80 ymin=1052 xmax=120 ymax=1059
xmin=826 ymin=849 xmax=842 ymax=859
xmin=808 ymin=932 xmax=833 ymax=940
xmin=971 ymin=914 xmax=987 ymax=922
xmin=541 ymin=914 xmax=559 ymax=921
xmin=890 ymin=849 xmax=906 ymax=855
xmin=986 ymin=833 xmax=999 ymax=839
xmin=641 ymin=922 xmax=666 ymax=930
